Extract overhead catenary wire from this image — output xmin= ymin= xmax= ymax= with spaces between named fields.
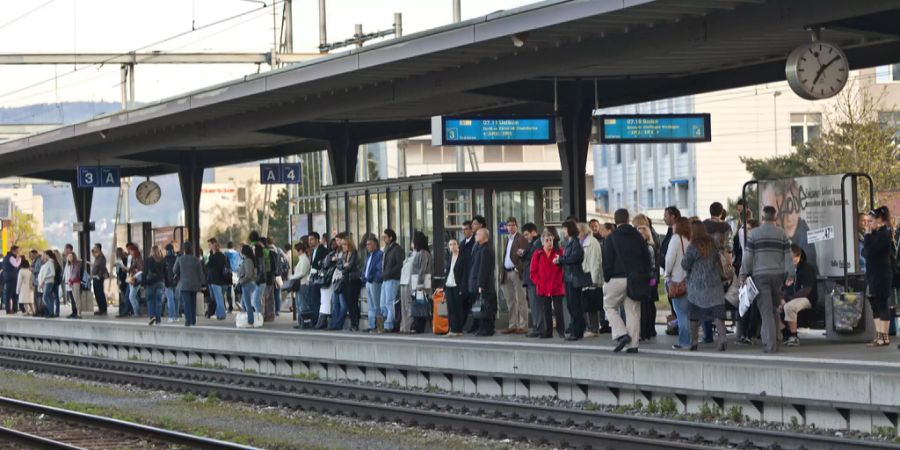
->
xmin=0 ymin=0 xmax=284 ymax=103
xmin=0 ymin=0 xmax=57 ymax=32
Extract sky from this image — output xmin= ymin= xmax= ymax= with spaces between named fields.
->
xmin=0 ymin=0 xmax=539 ymax=249
xmin=0 ymin=0 xmax=539 ymax=107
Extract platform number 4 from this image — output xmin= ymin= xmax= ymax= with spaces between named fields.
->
xmin=281 ymin=163 xmax=301 ymax=185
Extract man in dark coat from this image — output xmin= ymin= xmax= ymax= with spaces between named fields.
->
xmin=468 ymin=228 xmax=496 ymax=336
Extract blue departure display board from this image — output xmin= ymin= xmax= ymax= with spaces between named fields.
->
xmin=432 ymin=115 xmax=556 ymax=146
xmin=598 ymin=114 xmax=711 ymax=144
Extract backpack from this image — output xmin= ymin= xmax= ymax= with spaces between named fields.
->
xmin=222 ymin=256 xmax=233 ymax=284
xmin=276 ymin=251 xmax=290 ymax=278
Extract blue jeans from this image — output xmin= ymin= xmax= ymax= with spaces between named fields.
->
xmin=128 ymin=285 xmax=141 ymax=315
xmin=145 ymin=282 xmax=164 ymax=323
xmin=253 ymin=283 xmax=264 ymax=316
xmin=165 ymin=287 xmax=179 ymax=320
xmin=43 ymin=288 xmax=54 ymax=318
xmin=241 ymin=283 xmax=256 ymax=325
xmin=331 ymin=292 xmax=348 ymax=330
xmin=51 ymin=283 xmax=60 ymax=317
xmin=181 ymin=290 xmax=197 ymax=326
xmin=366 ymin=281 xmax=382 ymax=330
xmin=380 ymin=279 xmax=400 ymax=329
xmin=671 ymin=296 xmax=692 ymax=347
xmin=210 ymin=284 xmax=226 ymax=319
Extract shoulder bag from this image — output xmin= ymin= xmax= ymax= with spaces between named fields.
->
xmin=411 ymin=290 xmax=431 ymax=318
xmin=470 ymin=293 xmax=488 ymax=319
xmin=666 ymin=237 xmax=688 ymax=298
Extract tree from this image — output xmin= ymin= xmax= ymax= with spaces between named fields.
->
xmin=258 ymin=187 xmax=290 ymax=246
xmin=9 ymin=210 xmax=48 ymax=250
xmin=741 ymin=80 xmax=899 ymax=201
xmin=203 ymin=180 xmax=266 ymax=244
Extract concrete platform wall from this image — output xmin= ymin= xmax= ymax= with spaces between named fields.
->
xmin=0 ymin=318 xmax=897 ymax=433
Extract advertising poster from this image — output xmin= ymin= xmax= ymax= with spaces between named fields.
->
xmin=758 ymin=174 xmax=857 ymax=277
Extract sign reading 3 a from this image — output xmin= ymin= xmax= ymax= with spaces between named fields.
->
xmin=77 ymin=166 xmax=121 ymax=188
xmin=260 ymin=163 xmax=302 ymax=185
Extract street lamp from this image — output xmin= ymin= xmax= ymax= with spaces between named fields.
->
xmin=773 ymin=90 xmax=782 ymax=156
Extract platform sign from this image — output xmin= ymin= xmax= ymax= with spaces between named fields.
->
xmin=431 ymin=115 xmax=556 ymax=146
xmin=77 ymin=165 xmax=120 ymax=188
xmin=281 ymin=163 xmax=302 ymax=185
xmin=260 ymin=164 xmax=283 ymax=184
xmin=598 ymin=114 xmax=711 ymax=144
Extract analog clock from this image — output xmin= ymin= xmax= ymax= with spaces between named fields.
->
xmin=135 ymin=180 xmax=161 ymax=206
xmin=785 ymin=42 xmax=849 ymax=100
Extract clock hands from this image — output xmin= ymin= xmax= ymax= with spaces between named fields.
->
xmin=811 ymin=55 xmax=842 ymax=86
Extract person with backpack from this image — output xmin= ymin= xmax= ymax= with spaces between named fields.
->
xmin=206 ymin=238 xmax=230 ymax=320
xmin=269 ymin=238 xmax=289 ymax=316
xmin=162 ymin=244 xmax=179 ymax=322
xmin=224 ymin=242 xmax=241 ymax=313
xmin=703 ymin=202 xmax=735 ymax=342
xmin=174 ymin=241 xmax=204 ymax=327
xmin=2 ymin=246 xmax=21 ymax=314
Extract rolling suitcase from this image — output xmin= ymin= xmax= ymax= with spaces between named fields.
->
xmin=432 ymin=290 xmax=449 ymax=335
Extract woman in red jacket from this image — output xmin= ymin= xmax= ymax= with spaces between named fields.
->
xmin=530 ymin=231 xmax=566 ymax=338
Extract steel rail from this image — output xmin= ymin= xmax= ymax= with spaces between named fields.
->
xmin=0 ymin=347 xmax=896 ymax=450
xmin=0 ymin=425 xmax=83 ymax=449
xmin=0 ymin=394 xmax=257 ymax=450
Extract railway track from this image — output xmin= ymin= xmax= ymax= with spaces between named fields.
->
xmin=0 ymin=394 xmax=256 ymax=449
xmin=0 ymin=347 xmax=896 ymax=450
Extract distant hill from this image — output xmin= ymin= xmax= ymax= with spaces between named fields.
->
xmin=0 ymin=101 xmax=122 ymax=125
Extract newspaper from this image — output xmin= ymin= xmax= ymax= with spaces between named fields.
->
xmin=739 ymin=276 xmax=759 ymax=317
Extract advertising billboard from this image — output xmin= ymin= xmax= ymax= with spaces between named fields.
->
xmin=758 ymin=174 xmax=857 ymax=277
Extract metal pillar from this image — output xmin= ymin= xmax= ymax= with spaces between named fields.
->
xmin=318 ymin=0 xmax=327 ymax=51
xmin=326 ymin=125 xmax=360 ymax=185
xmin=556 ymin=83 xmax=593 ymax=221
xmin=71 ymin=185 xmax=94 ymax=261
xmin=177 ymin=153 xmax=203 ymax=245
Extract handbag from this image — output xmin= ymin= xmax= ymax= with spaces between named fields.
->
xmin=126 ymin=274 xmax=136 ymax=285
xmin=470 ymin=294 xmax=488 ymax=319
xmin=411 ymin=290 xmax=431 ymax=318
xmin=666 ymin=237 xmax=688 ymax=298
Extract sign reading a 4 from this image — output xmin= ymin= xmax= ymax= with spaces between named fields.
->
xmin=260 ymin=163 xmax=302 ymax=185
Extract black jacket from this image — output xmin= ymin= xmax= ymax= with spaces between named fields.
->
xmin=310 ymin=244 xmax=327 ymax=271
xmin=521 ymin=236 xmax=541 ymax=287
xmin=381 ymin=242 xmax=404 ymax=281
xmin=459 ymin=236 xmax=476 ymax=281
xmin=207 ymin=251 xmax=228 ymax=285
xmin=602 ymin=224 xmax=651 ymax=282
xmin=785 ymin=256 xmax=818 ymax=306
xmin=864 ymin=226 xmax=894 ymax=299
xmin=659 ymin=227 xmax=674 ymax=269
xmin=467 ymin=241 xmax=495 ymax=294
xmin=338 ymin=250 xmax=360 ymax=281
xmin=444 ymin=252 xmax=465 ymax=288
xmin=557 ymin=236 xmax=586 ymax=286
xmin=1 ymin=253 xmax=18 ymax=282
xmin=164 ymin=252 xmax=177 ymax=288
xmin=142 ymin=257 xmax=166 ymax=286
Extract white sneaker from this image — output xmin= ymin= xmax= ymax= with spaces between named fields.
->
xmin=166 ymin=318 xmax=175 ymax=323
xmin=785 ymin=336 xmax=800 ymax=347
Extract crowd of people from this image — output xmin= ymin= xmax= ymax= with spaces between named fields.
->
xmin=0 ymin=202 xmax=897 ymax=354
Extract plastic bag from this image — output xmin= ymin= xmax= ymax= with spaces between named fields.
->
xmin=832 ymin=291 xmax=864 ymax=332
xmin=739 ymin=276 xmax=758 ymax=317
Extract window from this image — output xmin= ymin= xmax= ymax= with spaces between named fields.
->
xmin=879 ymin=111 xmax=900 ymax=139
xmin=645 ymin=147 xmax=651 ymax=160
xmin=444 ymin=189 xmax=472 ymax=228
xmin=236 ymin=206 xmax=247 ymax=218
xmin=543 ymin=187 xmax=564 ymax=224
xmin=484 ymin=146 xmax=503 ymax=163
xmin=790 ymin=113 xmax=823 ymax=146
xmin=615 ymin=147 xmax=622 ymax=164
xmin=647 ymin=188 xmax=654 ymax=208
xmin=600 ymin=147 xmax=608 ymax=167
xmin=597 ymin=194 xmax=609 ymax=213
xmin=503 ymin=145 xmax=523 ymax=162
xmin=875 ymin=63 xmax=900 ymax=83
xmin=237 ymin=187 xmax=247 ymax=202
xmin=679 ymin=143 xmax=688 ymax=154
xmin=631 ymin=146 xmax=636 ymax=161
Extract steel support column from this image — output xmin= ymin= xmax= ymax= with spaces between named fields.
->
xmin=557 ymin=83 xmax=593 ymax=221
xmin=177 ymin=153 xmax=203 ymax=246
xmin=326 ymin=124 xmax=359 ymax=185
xmin=71 ymin=185 xmax=94 ymax=261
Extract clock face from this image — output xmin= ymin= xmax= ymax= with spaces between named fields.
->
xmin=785 ymin=42 xmax=849 ymax=100
xmin=135 ymin=180 xmax=161 ymax=206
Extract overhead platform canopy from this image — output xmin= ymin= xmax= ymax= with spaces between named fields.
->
xmin=2 ymin=0 xmax=899 ymax=200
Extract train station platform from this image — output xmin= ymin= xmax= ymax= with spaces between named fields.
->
xmin=0 ymin=312 xmax=897 ymax=434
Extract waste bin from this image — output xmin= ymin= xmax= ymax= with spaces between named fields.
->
xmin=824 ymin=279 xmax=875 ymax=342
